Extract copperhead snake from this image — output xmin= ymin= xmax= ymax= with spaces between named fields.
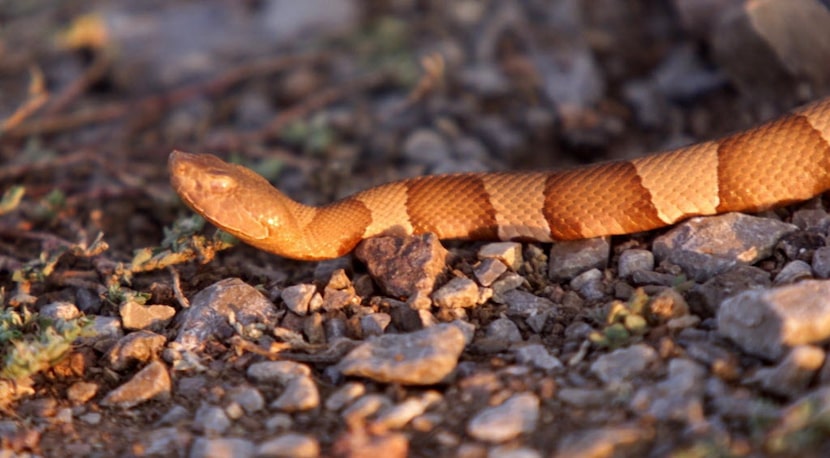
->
xmin=169 ymin=98 xmax=830 ymax=260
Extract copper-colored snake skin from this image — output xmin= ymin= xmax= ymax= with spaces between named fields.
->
xmin=170 ymin=98 xmax=830 ymax=260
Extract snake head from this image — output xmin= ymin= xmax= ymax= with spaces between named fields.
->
xmin=168 ymin=150 xmax=292 ymax=244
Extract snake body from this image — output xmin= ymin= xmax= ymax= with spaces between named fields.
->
xmin=169 ymin=98 xmax=830 ymax=260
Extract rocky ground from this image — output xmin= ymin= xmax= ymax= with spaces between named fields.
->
xmin=3 ymin=0 xmax=830 ymax=457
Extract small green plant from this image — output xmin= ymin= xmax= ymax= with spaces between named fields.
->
xmin=0 ymin=305 xmax=94 ymax=381
xmin=0 ymin=186 xmax=25 ymax=215
xmin=589 ymin=288 xmax=651 ymax=349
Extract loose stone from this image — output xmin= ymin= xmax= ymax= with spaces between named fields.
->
xmin=337 ymin=323 xmax=466 ymax=385
xmin=466 ymin=393 xmax=540 ymax=443
xmin=101 ymin=360 xmax=171 ymax=408
xmin=256 ymin=433 xmax=320 ymax=458
xmin=717 ymin=280 xmax=830 ymax=359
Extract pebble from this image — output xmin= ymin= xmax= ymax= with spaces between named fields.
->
xmin=105 ymin=330 xmax=167 ymax=371
xmin=570 ymin=268 xmax=605 ymax=301
xmin=466 ymin=393 xmax=540 ymax=443
xmin=228 ymin=386 xmax=265 ymax=413
xmin=360 ymin=313 xmax=391 ymax=337
xmin=142 ymin=427 xmax=191 ymax=456
xmin=247 ymin=361 xmax=311 ymax=384
xmin=473 ymin=258 xmax=508 ymax=287
xmin=325 ymin=382 xmax=366 ymax=411
xmin=101 ymin=360 xmax=171 ymax=408
xmin=432 ymin=277 xmax=481 ymax=308
xmin=78 ymin=412 xmax=101 ymax=425
xmin=39 ymin=301 xmax=80 ymax=321
xmin=775 ymin=260 xmax=813 ymax=285
xmin=119 ymin=301 xmax=176 ymax=331
xmin=717 ymin=280 xmax=830 ymax=359
xmin=617 ymin=249 xmax=655 ymax=278
xmin=80 ymin=316 xmax=123 ymax=352
xmin=812 ymin=246 xmax=830 ymax=278
xmin=342 ymin=394 xmax=392 ymax=427
xmin=500 ymin=290 xmax=556 ymax=318
xmin=491 ymin=272 xmax=525 ymax=298
xmin=193 ymin=404 xmax=231 ymax=435
xmin=590 ymin=344 xmax=658 ymax=384
xmin=270 ymin=375 xmax=320 ymax=412
xmin=370 ymin=391 xmax=442 ymax=430
xmin=630 ymin=358 xmax=706 ymax=422
xmin=478 ymin=242 xmax=523 ymax=271
xmin=689 ymin=264 xmax=771 ymax=315
xmin=514 ymin=344 xmax=564 ymax=372
xmin=337 ymin=323 xmax=466 ymax=385
xmin=190 ymin=437 xmax=254 ymax=458
xmin=553 ymin=424 xmax=654 ymax=458
xmin=653 ymin=213 xmax=797 ymax=281
xmin=256 ymin=433 xmax=320 ymax=458
xmin=791 ymin=208 xmax=830 ymax=232
xmin=157 ymin=404 xmax=190 ymax=426
xmin=281 ymin=284 xmax=317 ymax=315
xmin=548 ymin=238 xmax=610 ymax=281
xmin=66 ymin=381 xmax=99 ymax=404
xmin=355 ymin=234 xmax=448 ymax=299
xmin=486 ymin=317 xmax=523 ymax=343
xmin=748 ymin=344 xmax=825 ymax=398
xmin=264 ymin=413 xmax=293 ymax=432
xmin=331 ymin=430 xmax=409 ymax=458
xmin=175 ymin=278 xmax=281 ymax=353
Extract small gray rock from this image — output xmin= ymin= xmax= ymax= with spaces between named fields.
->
xmin=466 ymin=393 xmax=539 ymax=443
xmin=370 ymin=391 xmax=442 ymax=430
xmin=256 ymin=433 xmax=319 ymax=458
xmin=228 ymin=386 xmax=265 ymax=414
xmin=653 ymin=213 xmax=797 ymax=281
xmin=749 ymin=345 xmax=825 ymax=398
xmin=432 ymin=277 xmax=481 ymax=308
xmin=486 ymin=317 xmax=523 ymax=343
xmin=325 ymin=382 xmax=366 ymax=411
xmin=79 ymin=315 xmax=124 ymax=352
xmin=355 ymin=234 xmax=448 ymax=299
xmin=193 ymin=404 xmax=231 ymax=435
xmin=337 ymin=323 xmax=466 ymax=385
xmin=717 ymin=280 xmax=830 ymax=359
xmin=247 ymin=361 xmax=311 ymax=384
xmin=360 ymin=313 xmax=391 ymax=337
xmin=281 ymin=284 xmax=317 ymax=315
xmin=175 ymin=278 xmax=281 ymax=353
xmin=590 ymin=344 xmax=658 ymax=384
xmin=812 ymin=246 xmax=830 ymax=279
xmin=549 ymin=238 xmax=610 ymax=281
xmin=618 ymin=249 xmax=655 ymax=278
xmin=501 ymin=290 xmax=556 ymax=318
xmin=569 ymin=268 xmax=605 ymax=301
xmin=270 ymin=375 xmax=320 ymax=412
xmin=478 ymin=242 xmax=523 ymax=271
xmin=473 ymin=258 xmax=508 ymax=287
xmin=775 ymin=260 xmax=814 ymax=285
xmin=190 ymin=437 xmax=254 ymax=458
xmin=630 ymin=358 xmax=706 ymax=422
xmin=514 ymin=344 xmax=563 ymax=371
